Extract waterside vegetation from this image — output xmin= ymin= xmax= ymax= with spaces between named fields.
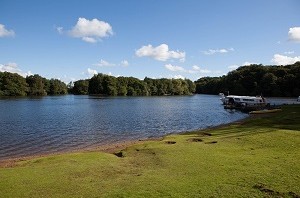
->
xmin=0 ymin=72 xmax=68 ymax=96
xmin=72 ymin=74 xmax=196 ymax=96
xmin=1 ymin=62 xmax=300 ymax=97
xmin=1 ymin=105 xmax=299 ymax=197
xmin=195 ymin=62 xmax=300 ymax=97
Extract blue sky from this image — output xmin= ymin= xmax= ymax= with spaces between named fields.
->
xmin=0 ymin=0 xmax=300 ymax=82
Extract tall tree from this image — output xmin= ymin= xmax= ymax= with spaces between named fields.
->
xmin=73 ymin=80 xmax=89 ymax=95
xmin=26 ymin=74 xmax=47 ymax=96
xmin=0 ymin=72 xmax=28 ymax=96
xmin=49 ymin=79 xmax=68 ymax=95
xmin=88 ymin=74 xmax=104 ymax=95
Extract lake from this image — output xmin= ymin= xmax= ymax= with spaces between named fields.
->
xmin=1 ymin=94 xmax=250 ymax=160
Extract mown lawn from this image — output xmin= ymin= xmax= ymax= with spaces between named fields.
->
xmin=0 ymin=105 xmax=299 ymax=197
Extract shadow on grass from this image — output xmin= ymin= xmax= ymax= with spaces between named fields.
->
xmin=253 ymin=183 xmax=300 ymax=198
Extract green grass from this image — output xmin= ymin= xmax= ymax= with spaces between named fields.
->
xmin=1 ymin=105 xmax=300 ymax=197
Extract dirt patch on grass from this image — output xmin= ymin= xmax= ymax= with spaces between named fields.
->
xmin=205 ymin=141 xmax=218 ymax=144
xmin=253 ymin=183 xmax=299 ymax=198
xmin=114 ymin=151 xmax=125 ymax=158
xmin=165 ymin=141 xmax=176 ymax=144
xmin=0 ymin=159 xmax=22 ymax=168
xmin=188 ymin=138 xmax=203 ymax=142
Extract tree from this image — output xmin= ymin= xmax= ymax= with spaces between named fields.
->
xmin=281 ymin=74 xmax=296 ymax=97
xmin=117 ymin=77 xmax=128 ymax=96
xmin=26 ymin=74 xmax=47 ymax=96
xmin=194 ymin=63 xmax=300 ymax=97
xmin=88 ymin=74 xmax=104 ymax=95
xmin=127 ymin=77 xmax=148 ymax=96
xmin=103 ymin=75 xmax=117 ymax=96
xmin=49 ymin=79 xmax=68 ymax=95
xmin=0 ymin=71 xmax=68 ymax=96
xmin=185 ymin=79 xmax=196 ymax=94
xmin=172 ymin=79 xmax=184 ymax=95
xmin=261 ymin=73 xmax=278 ymax=96
xmin=73 ymin=80 xmax=89 ymax=95
xmin=0 ymin=72 xmax=28 ymax=96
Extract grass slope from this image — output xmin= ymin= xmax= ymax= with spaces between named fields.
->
xmin=0 ymin=105 xmax=299 ymax=197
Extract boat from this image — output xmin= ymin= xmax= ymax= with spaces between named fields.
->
xmin=298 ymin=96 xmax=300 ymax=102
xmin=219 ymin=93 xmax=227 ymax=104
xmin=219 ymin=93 xmax=267 ymax=111
xmin=249 ymin=109 xmax=282 ymax=114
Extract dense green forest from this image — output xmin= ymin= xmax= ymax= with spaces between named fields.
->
xmin=71 ymin=74 xmax=196 ymax=96
xmin=195 ymin=62 xmax=300 ymax=97
xmin=0 ymin=72 xmax=68 ymax=96
xmin=2 ymin=61 xmax=300 ymax=97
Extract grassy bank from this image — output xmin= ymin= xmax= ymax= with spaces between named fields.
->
xmin=0 ymin=105 xmax=299 ymax=197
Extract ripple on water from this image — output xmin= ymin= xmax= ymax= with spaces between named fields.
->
xmin=0 ymin=95 xmax=250 ymax=160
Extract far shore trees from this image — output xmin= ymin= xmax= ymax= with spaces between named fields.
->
xmin=0 ymin=72 xmax=67 ymax=97
xmin=75 ymin=74 xmax=196 ymax=96
xmin=195 ymin=62 xmax=300 ymax=97
xmin=2 ymin=61 xmax=299 ymax=97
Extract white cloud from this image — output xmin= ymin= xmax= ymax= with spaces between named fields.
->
xmin=228 ymin=65 xmax=239 ymax=70
xmin=243 ymin=61 xmax=258 ymax=66
xmin=83 ymin=69 xmax=117 ymax=78
xmin=60 ymin=75 xmax=76 ymax=84
xmin=56 ymin=26 xmax=63 ymax=34
xmin=0 ymin=24 xmax=15 ymax=37
xmin=0 ymin=62 xmax=21 ymax=73
xmin=120 ymin=60 xmax=129 ymax=67
xmin=288 ymin=27 xmax=300 ymax=42
xmin=190 ymin=65 xmax=211 ymax=74
xmin=203 ymin=48 xmax=234 ymax=55
xmin=192 ymin=65 xmax=200 ymax=71
xmin=93 ymin=59 xmax=129 ymax=68
xmin=136 ymin=44 xmax=185 ymax=62
xmin=24 ymin=71 xmax=33 ymax=76
xmin=165 ymin=64 xmax=186 ymax=72
xmin=61 ymin=18 xmax=113 ymax=43
xmin=173 ymin=75 xmax=185 ymax=79
xmin=85 ymin=68 xmax=98 ymax=77
xmin=198 ymin=69 xmax=211 ymax=74
xmin=271 ymin=54 xmax=300 ymax=65
xmin=93 ymin=59 xmax=115 ymax=67
xmin=284 ymin=51 xmax=294 ymax=55
xmin=165 ymin=64 xmax=211 ymax=74
xmin=82 ymin=37 xmax=97 ymax=43
xmin=0 ymin=62 xmax=32 ymax=77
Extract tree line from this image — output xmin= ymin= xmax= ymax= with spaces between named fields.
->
xmin=71 ymin=74 xmax=196 ymax=96
xmin=195 ymin=62 xmax=300 ymax=97
xmin=3 ymin=61 xmax=299 ymax=97
xmin=0 ymin=72 xmax=68 ymax=96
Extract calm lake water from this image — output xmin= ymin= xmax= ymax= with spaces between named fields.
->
xmin=1 ymin=94 xmax=280 ymax=160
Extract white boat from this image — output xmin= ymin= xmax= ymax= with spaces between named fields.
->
xmin=219 ymin=93 xmax=267 ymax=110
xmin=298 ymin=96 xmax=300 ymax=102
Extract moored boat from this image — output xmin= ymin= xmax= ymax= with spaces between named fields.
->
xmin=219 ymin=93 xmax=267 ymax=111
